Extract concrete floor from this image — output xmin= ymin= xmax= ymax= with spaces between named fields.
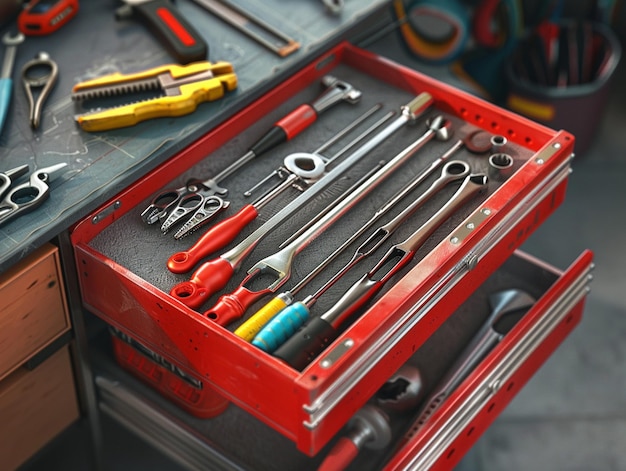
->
xmin=19 ymin=11 xmax=626 ymax=471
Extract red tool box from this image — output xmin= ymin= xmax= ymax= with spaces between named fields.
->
xmin=70 ymin=42 xmax=592 ymax=465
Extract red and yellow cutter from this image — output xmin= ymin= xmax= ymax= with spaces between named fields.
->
xmin=72 ymin=61 xmax=237 ymax=132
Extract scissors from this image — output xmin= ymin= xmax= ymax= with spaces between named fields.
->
xmin=0 ymin=163 xmax=68 ymax=227
xmin=21 ymin=51 xmax=58 ymax=129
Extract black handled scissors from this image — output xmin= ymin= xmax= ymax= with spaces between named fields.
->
xmin=0 ymin=163 xmax=67 ymax=227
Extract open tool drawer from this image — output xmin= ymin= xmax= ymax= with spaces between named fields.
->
xmin=93 ymin=249 xmax=593 ymax=471
xmin=70 ymin=42 xmax=579 ymax=455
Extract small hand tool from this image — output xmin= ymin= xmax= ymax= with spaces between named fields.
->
xmin=274 ymin=172 xmax=489 ymax=371
xmin=169 ymin=93 xmax=434 ymax=309
xmin=249 ymin=130 xmax=491 ymax=349
xmin=142 ymin=75 xmax=362 ymax=229
xmin=189 ymin=0 xmax=300 ymax=57
xmin=18 ymin=0 xmax=79 ymax=36
xmin=251 ymin=159 xmax=470 ymax=352
xmin=71 ymin=60 xmax=237 ymax=132
xmin=202 ymin=117 xmax=452 ymax=327
xmin=396 ymin=289 xmax=535 ymax=448
xmin=21 ymin=52 xmax=59 ymax=129
xmin=0 ymin=164 xmax=30 ymax=200
xmin=318 ymin=404 xmax=391 ymax=471
xmin=116 ymin=0 xmax=208 ymax=64
xmin=167 ymin=104 xmax=390 ymax=270
xmin=0 ymin=32 xmax=25 ymax=136
xmin=0 ymin=163 xmax=68 ymax=227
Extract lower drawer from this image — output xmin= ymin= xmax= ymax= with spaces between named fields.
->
xmin=0 ymin=346 xmax=80 ymax=471
xmin=94 ymin=249 xmax=593 ymax=470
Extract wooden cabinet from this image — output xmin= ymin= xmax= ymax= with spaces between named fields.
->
xmin=0 ymin=244 xmax=71 ymax=382
xmin=0 ymin=244 xmax=78 ymax=470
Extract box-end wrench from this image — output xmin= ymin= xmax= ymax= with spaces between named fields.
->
xmin=0 ymin=32 xmax=25 ymax=136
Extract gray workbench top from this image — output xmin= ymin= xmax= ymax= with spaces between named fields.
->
xmin=0 ymin=0 xmax=388 ymax=271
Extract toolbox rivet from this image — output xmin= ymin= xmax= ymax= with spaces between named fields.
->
xmin=450 ymin=236 xmax=460 ymax=244
xmin=482 ymin=208 xmax=492 ymax=216
xmin=535 ymin=158 xmax=545 ymax=165
xmin=466 ymin=222 xmax=475 ymax=230
xmin=553 ymin=142 xmax=561 ymax=149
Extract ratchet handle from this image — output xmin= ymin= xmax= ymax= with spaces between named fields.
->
xmin=169 ymin=257 xmax=234 ymax=309
xmin=118 ymin=0 xmax=207 ymax=64
xmin=167 ymin=204 xmax=259 ymax=274
xmin=204 ymin=285 xmax=268 ymax=327
xmin=318 ymin=437 xmax=360 ymax=471
xmin=273 ymin=316 xmax=337 ymax=370
xmin=252 ymin=301 xmax=310 ymax=352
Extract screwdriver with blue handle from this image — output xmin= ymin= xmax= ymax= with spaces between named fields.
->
xmin=0 ymin=32 xmax=25 ymax=137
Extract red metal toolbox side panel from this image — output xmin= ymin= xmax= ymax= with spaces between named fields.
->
xmin=384 ymin=250 xmax=594 ymax=470
xmin=71 ymin=42 xmax=577 ymax=455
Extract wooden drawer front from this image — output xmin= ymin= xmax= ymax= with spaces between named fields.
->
xmin=0 ymin=244 xmax=70 ymax=381
xmin=0 ymin=346 xmax=79 ymax=471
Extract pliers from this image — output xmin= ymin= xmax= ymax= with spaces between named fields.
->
xmin=71 ymin=61 xmax=237 ymax=132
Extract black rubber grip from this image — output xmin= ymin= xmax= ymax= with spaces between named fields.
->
xmin=273 ymin=316 xmax=337 ymax=371
xmin=130 ymin=0 xmax=207 ymax=64
xmin=249 ymin=126 xmax=287 ymax=157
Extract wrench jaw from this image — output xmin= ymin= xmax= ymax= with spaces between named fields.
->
xmin=313 ymin=75 xmax=363 ymax=114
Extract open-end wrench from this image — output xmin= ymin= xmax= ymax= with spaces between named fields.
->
xmin=0 ymin=32 xmax=25 ymax=135
xmin=274 ymin=172 xmax=489 ymax=370
xmin=141 ymin=75 xmax=363 ymax=228
xmin=169 ymin=93 xmax=434 ymax=309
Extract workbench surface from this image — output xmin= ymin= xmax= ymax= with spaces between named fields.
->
xmin=0 ymin=0 xmax=387 ymax=270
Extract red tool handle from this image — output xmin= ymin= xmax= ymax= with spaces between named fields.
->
xmin=168 ymin=204 xmax=259 ymax=274
xmin=203 ymin=284 xmax=270 ymax=327
xmin=169 ymin=257 xmax=235 ymax=309
xmin=248 ymin=104 xmax=318 ymax=157
xmin=317 ymin=437 xmax=359 ymax=471
xmin=120 ymin=0 xmax=207 ymax=64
